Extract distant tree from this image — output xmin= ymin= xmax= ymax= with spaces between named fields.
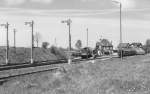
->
xmin=50 ymin=46 xmax=67 ymax=59
xmin=144 ymin=39 xmax=150 ymax=53
xmin=96 ymin=42 xmax=100 ymax=48
xmin=95 ymin=39 xmax=112 ymax=47
xmin=34 ymin=32 xmax=42 ymax=47
xmin=42 ymin=42 xmax=49 ymax=49
xmin=100 ymin=39 xmax=112 ymax=46
xmin=75 ymin=40 xmax=82 ymax=50
xmin=146 ymin=39 xmax=150 ymax=47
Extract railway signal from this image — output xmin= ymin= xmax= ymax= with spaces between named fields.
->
xmin=0 ymin=22 xmax=9 ymax=65
xmin=61 ymin=19 xmax=72 ymax=64
xmin=25 ymin=20 xmax=34 ymax=64
xmin=112 ymin=0 xmax=123 ymax=60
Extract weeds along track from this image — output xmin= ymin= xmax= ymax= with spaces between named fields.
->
xmin=0 ymin=56 xmax=113 ymax=81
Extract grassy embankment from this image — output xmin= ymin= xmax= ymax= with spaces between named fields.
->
xmin=0 ymin=54 xmax=150 ymax=94
xmin=0 ymin=46 xmax=67 ymax=65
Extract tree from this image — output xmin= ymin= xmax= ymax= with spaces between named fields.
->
xmin=50 ymin=46 xmax=67 ymax=59
xmin=95 ymin=39 xmax=112 ymax=47
xmin=42 ymin=42 xmax=49 ymax=49
xmin=96 ymin=41 xmax=101 ymax=47
xmin=75 ymin=40 xmax=82 ymax=50
xmin=100 ymin=39 xmax=112 ymax=46
xmin=34 ymin=32 xmax=42 ymax=47
xmin=146 ymin=39 xmax=150 ymax=47
xmin=144 ymin=39 xmax=150 ymax=53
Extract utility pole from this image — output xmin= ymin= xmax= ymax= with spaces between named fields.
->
xmin=120 ymin=3 xmax=123 ymax=60
xmin=54 ymin=38 xmax=57 ymax=47
xmin=112 ymin=0 xmax=123 ymax=60
xmin=13 ymin=29 xmax=17 ymax=48
xmin=61 ymin=18 xmax=72 ymax=64
xmin=86 ymin=28 xmax=89 ymax=47
xmin=25 ymin=20 xmax=34 ymax=64
xmin=0 ymin=22 xmax=9 ymax=65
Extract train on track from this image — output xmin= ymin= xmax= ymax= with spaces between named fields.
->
xmin=72 ymin=42 xmax=146 ymax=59
xmin=72 ymin=39 xmax=114 ymax=59
xmin=117 ymin=43 xmax=145 ymax=57
xmin=0 ymin=39 xmax=147 ymax=66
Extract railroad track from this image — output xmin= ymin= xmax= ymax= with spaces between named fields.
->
xmin=0 ymin=66 xmax=60 ymax=84
xmin=0 ymin=55 xmax=114 ymax=71
xmin=0 ymin=55 xmax=114 ymax=82
xmin=0 ymin=59 xmax=67 ymax=71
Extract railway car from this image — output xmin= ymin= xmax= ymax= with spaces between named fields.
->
xmin=118 ymin=43 xmax=136 ymax=57
xmin=80 ymin=47 xmax=93 ymax=59
xmin=130 ymin=43 xmax=145 ymax=55
xmin=118 ymin=43 xmax=145 ymax=57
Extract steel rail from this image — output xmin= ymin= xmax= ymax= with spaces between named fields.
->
xmin=0 ymin=56 xmax=115 ymax=71
xmin=0 ymin=59 xmax=67 ymax=71
xmin=0 ymin=66 xmax=60 ymax=84
xmin=0 ymin=56 xmax=113 ymax=81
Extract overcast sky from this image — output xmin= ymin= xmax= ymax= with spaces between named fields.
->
xmin=0 ymin=0 xmax=150 ymax=48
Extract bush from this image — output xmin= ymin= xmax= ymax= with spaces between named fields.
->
xmin=50 ymin=46 xmax=67 ymax=59
xmin=42 ymin=42 xmax=49 ymax=49
xmin=143 ymin=39 xmax=150 ymax=54
xmin=142 ymin=45 xmax=150 ymax=54
xmin=146 ymin=39 xmax=150 ymax=47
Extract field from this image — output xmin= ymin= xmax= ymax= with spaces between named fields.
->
xmin=0 ymin=54 xmax=150 ymax=94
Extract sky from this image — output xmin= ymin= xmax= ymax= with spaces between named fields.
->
xmin=0 ymin=0 xmax=150 ymax=48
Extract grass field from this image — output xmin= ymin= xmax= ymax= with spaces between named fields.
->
xmin=0 ymin=54 xmax=150 ymax=94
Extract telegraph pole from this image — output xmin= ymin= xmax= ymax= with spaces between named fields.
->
xmin=25 ymin=20 xmax=34 ymax=64
xmin=120 ymin=3 xmax=123 ymax=60
xmin=61 ymin=19 xmax=72 ymax=64
xmin=112 ymin=0 xmax=123 ymax=60
xmin=54 ymin=38 xmax=57 ymax=47
xmin=0 ymin=22 xmax=9 ymax=64
xmin=13 ymin=29 xmax=17 ymax=48
xmin=86 ymin=28 xmax=89 ymax=47
xmin=69 ymin=21 xmax=71 ymax=51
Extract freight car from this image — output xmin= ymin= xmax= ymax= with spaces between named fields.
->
xmin=80 ymin=47 xmax=93 ymax=59
xmin=118 ymin=43 xmax=145 ymax=57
